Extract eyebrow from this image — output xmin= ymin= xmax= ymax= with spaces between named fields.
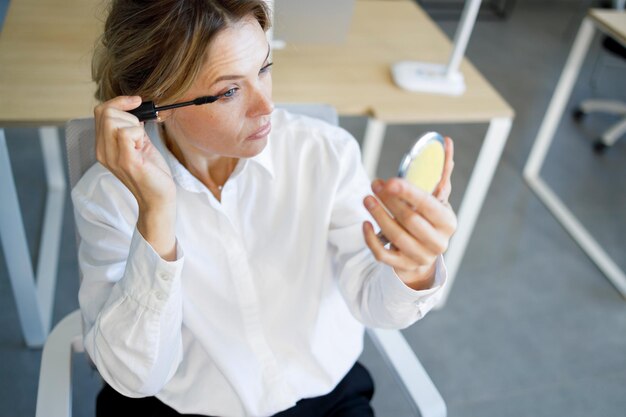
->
xmin=209 ymin=44 xmax=271 ymax=86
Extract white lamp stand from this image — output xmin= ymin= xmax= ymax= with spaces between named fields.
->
xmin=392 ymin=0 xmax=482 ymax=96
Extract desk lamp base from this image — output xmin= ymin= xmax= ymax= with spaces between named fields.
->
xmin=392 ymin=61 xmax=466 ymax=96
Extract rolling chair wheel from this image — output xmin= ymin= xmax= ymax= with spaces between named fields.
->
xmin=572 ymin=108 xmax=585 ymax=121
xmin=593 ymin=140 xmax=608 ymax=153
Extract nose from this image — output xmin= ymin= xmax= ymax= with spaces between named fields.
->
xmin=248 ymin=83 xmax=273 ymax=118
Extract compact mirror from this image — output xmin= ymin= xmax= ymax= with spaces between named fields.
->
xmin=397 ymin=131 xmax=446 ymax=193
xmin=377 ymin=131 xmax=446 ymax=245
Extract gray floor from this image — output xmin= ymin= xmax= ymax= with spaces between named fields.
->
xmin=1 ymin=1 xmax=625 ymax=416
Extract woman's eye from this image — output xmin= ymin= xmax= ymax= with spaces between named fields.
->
xmin=223 ymin=88 xmax=238 ymax=98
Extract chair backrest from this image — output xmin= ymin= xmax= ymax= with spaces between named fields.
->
xmin=64 ymin=104 xmax=338 ymax=188
xmin=65 ymin=118 xmax=98 ymax=189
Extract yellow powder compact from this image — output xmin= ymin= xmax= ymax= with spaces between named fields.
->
xmin=398 ymin=132 xmax=445 ymax=193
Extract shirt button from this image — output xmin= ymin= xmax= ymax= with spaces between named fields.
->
xmin=155 ymin=291 xmax=165 ymax=301
xmin=158 ymin=271 xmax=170 ymax=281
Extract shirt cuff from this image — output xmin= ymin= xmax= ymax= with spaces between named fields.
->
xmin=383 ymin=255 xmax=447 ymax=305
xmin=120 ymin=227 xmax=185 ymax=311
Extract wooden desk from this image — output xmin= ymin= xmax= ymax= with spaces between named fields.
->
xmin=273 ymin=0 xmax=514 ymax=306
xmin=0 ymin=0 xmax=100 ymax=347
xmin=523 ymin=9 xmax=626 ymax=297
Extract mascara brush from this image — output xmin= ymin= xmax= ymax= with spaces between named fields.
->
xmin=128 ymin=94 xmax=225 ymax=122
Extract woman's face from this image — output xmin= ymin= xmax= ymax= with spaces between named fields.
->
xmin=162 ymin=16 xmax=273 ymax=161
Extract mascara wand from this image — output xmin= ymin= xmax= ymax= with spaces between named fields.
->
xmin=128 ymin=94 xmax=224 ymax=122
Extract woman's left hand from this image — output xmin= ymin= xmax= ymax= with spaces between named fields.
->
xmin=362 ymin=137 xmax=457 ymax=290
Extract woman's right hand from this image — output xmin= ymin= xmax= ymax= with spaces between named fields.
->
xmin=94 ymin=96 xmax=178 ymax=261
xmin=94 ymin=96 xmax=176 ymax=212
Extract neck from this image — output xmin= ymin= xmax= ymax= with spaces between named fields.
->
xmin=161 ymin=124 xmax=238 ymax=196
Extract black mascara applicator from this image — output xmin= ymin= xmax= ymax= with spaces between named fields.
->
xmin=128 ymin=94 xmax=226 ymax=122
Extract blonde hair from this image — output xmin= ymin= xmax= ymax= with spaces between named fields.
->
xmin=92 ymin=0 xmax=271 ymax=104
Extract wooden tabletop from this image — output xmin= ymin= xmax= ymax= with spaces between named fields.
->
xmin=589 ymin=8 xmax=626 ymax=46
xmin=272 ymin=0 xmax=514 ymax=123
xmin=0 ymin=0 xmax=513 ymax=126
xmin=0 ymin=0 xmax=102 ymax=126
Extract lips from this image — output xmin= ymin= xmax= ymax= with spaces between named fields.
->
xmin=247 ymin=121 xmax=271 ymax=140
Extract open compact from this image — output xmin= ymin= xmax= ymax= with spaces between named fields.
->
xmin=397 ymin=131 xmax=445 ymax=193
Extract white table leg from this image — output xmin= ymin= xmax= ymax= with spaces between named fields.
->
xmin=524 ymin=18 xmax=596 ymax=179
xmin=523 ymin=18 xmax=626 ymax=298
xmin=361 ymin=118 xmax=387 ymax=179
xmin=437 ymin=117 xmax=513 ymax=308
xmin=0 ymin=127 xmax=66 ymax=347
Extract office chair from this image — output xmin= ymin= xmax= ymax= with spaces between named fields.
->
xmin=36 ymin=105 xmax=446 ymax=417
xmin=573 ymin=35 xmax=626 ymax=152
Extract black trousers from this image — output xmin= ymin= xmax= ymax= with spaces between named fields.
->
xmin=96 ymin=362 xmax=375 ymax=417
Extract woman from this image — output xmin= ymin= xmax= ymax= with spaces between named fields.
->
xmin=75 ymin=0 xmax=457 ymax=416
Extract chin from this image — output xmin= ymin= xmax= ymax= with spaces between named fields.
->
xmin=240 ymin=136 xmax=268 ymax=158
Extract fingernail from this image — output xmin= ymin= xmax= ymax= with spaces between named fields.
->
xmin=364 ymin=197 xmax=376 ymax=210
xmin=372 ymin=180 xmax=383 ymax=194
xmin=388 ymin=181 xmax=400 ymax=194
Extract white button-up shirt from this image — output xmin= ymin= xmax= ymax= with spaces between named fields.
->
xmin=72 ymin=109 xmax=447 ymax=417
